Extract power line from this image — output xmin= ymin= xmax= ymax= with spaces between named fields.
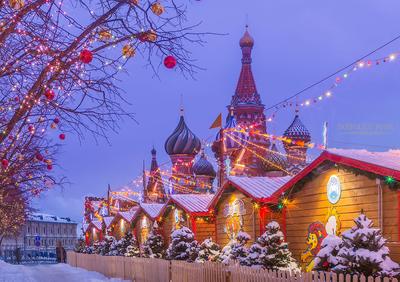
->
xmin=265 ymin=33 xmax=400 ymax=111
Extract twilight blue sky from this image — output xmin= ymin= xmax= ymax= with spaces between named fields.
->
xmin=35 ymin=1 xmax=400 ymax=225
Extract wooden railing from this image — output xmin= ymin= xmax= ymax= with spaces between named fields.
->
xmin=67 ymin=251 xmax=399 ymax=282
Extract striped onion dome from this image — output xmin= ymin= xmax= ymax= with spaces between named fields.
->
xmin=165 ymin=114 xmax=201 ymax=156
xmin=262 ymin=143 xmax=288 ymax=172
xmin=283 ymin=115 xmax=311 ymax=143
xmin=193 ymin=149 xmax=216 ymax=177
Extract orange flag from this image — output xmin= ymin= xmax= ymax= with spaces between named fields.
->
xmin=209 ymin=113 xmax=222 ymax=129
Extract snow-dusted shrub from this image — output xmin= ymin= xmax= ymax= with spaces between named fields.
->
xmin=313 ymin=234 xmax=343 ymax=271
xmin=243 ymin=221 xmax=298 ymax=272
xmin=195 ymin=238 xmax=221 ymax=263
xmin=333 ymin=214 xmax=400 ymax=277
xmin=166 ymin=226 xmax=198 ymax=262
xmin=142 ymin=222 xmax=165 ymax=259
xmin=122 ymin=232 xmax=140 ymax=257
xmin=219 ymin=231 xmax=250 ymax=265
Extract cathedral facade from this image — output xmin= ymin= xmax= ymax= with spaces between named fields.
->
xmin=142 ymin=27 xmax=312 ymax=201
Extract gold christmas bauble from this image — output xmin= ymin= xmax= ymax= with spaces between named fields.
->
xmin=51 ymin=122 xmax=57 ymax=129
xmin=130 ymin=0 xmax=139 ymax=5
xmin=151 ymin=2 xmax=165 ymax=16
xmin=122 ymin=44 xmax=135 ymax=58
xmin=9 ymin=0 xmax=24 ymax=9
xmin=146 ymin=29 xmax=157 ymax=42
xmin=98 ymin=29 xmax=112 ymax=42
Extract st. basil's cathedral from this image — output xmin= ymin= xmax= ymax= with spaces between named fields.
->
xmin=143 ymin=26 xmax=311 ymax=202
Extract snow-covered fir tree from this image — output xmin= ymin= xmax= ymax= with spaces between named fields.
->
xmin=74 ymin=238 xmax=87 ymax=253
xmin=313 ymin=234 xmax=343 ymax=271
xmin=333 ymin=214 xmax=400 ymax=277
xmin=166 ymin=226 xmax=198 ymax=262
xmin=219 ymin=231 xmax=250 ymax=265
xmin=243 ymin=241 xmax=264 ymax=268
xmin=260 ymin=221 xmax=297 ymax=271
xmin=123 ymin=232 xmax=140 ymax=257
xmin=92 ymin=240 xmax=105 ymax=255
xmin=195 ymin=238 xmax=221 ymax=263
xmin=142 ymin=222 xmax=165 ymax=259
xmin=106 ymin=235 xmax=120 ymax=256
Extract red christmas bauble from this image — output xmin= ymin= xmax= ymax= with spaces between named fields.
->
xmin=54 ymin=117 xmax=60 ymax=124
xmin=1 ymin=159 xmax=9 ymax=168
xmin=59 ymin=133 xmax=66 ymax=140
xmin=164 ymin=55 xmax=176 ymax=69
xmin=47 ymin=164 xmax=53 ymax=170
xmin=28 ymin=125 xmax=34 ymax=132
xmin=45 ymin=89 xmax=55 ymax=100
xmin=36 ymin=153 xmax=44 ymax=161
xmin=79 ymin=49 xmax=93 ymax=64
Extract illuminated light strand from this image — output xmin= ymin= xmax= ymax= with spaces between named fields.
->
xmin=225 ymin=132 xmax=294 ymax=176
xmin=264 ymin=51 xmax=400 ymax=121
xmin=225 ymin=131 xmax=313 ymax=163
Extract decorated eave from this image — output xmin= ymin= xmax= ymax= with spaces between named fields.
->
xmin=208 ymin=175 xmax=292 ymax=208
xmin=110 ymin=206 xmax=141 ymax=225
xmin=102 ymin=216 xmax=114 ymax=228
xmin=140 ymin=203 xmax=167 ymax=221
xmin=168 ymin=194 xmax=215 ymax=216
xmin=89 ymin=220 xmax=102 ymax=231
xmin=82 ymin=223 xmax=90 ymax=233
xmin=271 ymin=149 xmax=400 ymax=200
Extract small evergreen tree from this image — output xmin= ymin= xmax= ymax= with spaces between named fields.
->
xmin=166 ymin=226 xmax=198 ymax=262
xmin=313 ymin=234 xmax=343 ymax=271
xmin=124 ymin=232 xmax=140 ymax=257
xmin=260 ymin=221 xmax=297 ymax=271
xmin=195 ymin=238 xmax=221 ymax=263
xmin=333 ymin=214 xmax=400 ymax=277
xmin=105 ymin=235 xmax=119 ymax=256
xmin=243 ymin=242 xmax=264 ymax=268
xmin=142 ymin=222 xmax=165 ymax=259
xmin=74 ymin=238 xmax=86 ymax=253
xmin=219 ymin=231 xmax=250 ymax=265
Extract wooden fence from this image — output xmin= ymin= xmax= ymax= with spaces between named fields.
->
xmin=67 ymin=251 xmax=399 ymax=282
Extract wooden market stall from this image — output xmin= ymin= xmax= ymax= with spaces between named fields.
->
xmin=209 ymin=176 xmax=291 ymax=247
xmin=270 ymin=149 xmax=400 ymax=271
xmin=159 ymin=194 xmax=215 ymax=245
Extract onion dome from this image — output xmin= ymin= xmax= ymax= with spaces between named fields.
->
xmin=283 ymin=115 xmax=311 ymax=143
xmin=239 ymin=25 xmax=254 ymax=48
xmin=262 ymin=143 xmax=288 ymax=172
xmin=193 ymin=149 xmax=216 ymax=177
xmin=165 ymin=111 xmax=201 ymax=156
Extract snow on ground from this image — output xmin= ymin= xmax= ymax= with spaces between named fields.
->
xmin=0 ymin=260 xmax=129 ymax=282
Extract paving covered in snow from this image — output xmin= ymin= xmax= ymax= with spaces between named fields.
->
xmin=0 ymin=261 xmax=129 ymax=282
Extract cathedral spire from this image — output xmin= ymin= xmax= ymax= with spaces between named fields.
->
xmin=231 ymin=25 xmax=261 ymax=106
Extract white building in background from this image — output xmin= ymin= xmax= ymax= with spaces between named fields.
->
xmin=0 ymin=213 xmax=77 ymax=261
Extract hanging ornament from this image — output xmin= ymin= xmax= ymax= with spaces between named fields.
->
xmin=164 ymin=55 xmax=176 ymax=69
xmin=36 ymin=153 xmax=44 ymax=162
xmin=45 ymin=159 xmax=52 ymax=165
xmin=44 ymin=89 xmax=55 ymax=100
xmin=9 ymin=0 xmax=24 ymax=9
xmin=151 ymin=2 xmax=165 ymax=16
xmin=130 ymin=0 xmax=139 ymax=5
xmin=122 ymin=44 xmax=135 ymax=58
xmin=59 ymin=133 xmax=66 ymax=140
xmin=146 ymin=29 xmax=157 ymax=42
xmin=54 ymin=117 xmax=60 ymax=124
xmin=98 ymin=29 xmax=112 ymax=42
xmin=50 ymin=123 xmax=57 ymax=129
xmin=1 ymin=159 xmax=9 ymax=168
xmin=79 ymin=49 xmax=93 ymax=64
xmin=47 ymin=164 xmax=53 ymax=170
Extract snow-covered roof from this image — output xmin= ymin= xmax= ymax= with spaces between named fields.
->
xmin=169 ymin=194 xmax=214 ymax=214
xmin=90 ymin=220 xmax=102 ymax=230
xmin=327 ymin=149 xmax=400 ymax=173
xmin=140 ymin=203 xmax=166 ymax=219
xmin=28 ymin=213 xmax=77 ymax=224
xmin=227 ymin=176 xmax=292 ymax=200
xmin=103 ymin=216 xmax=114 ymax=228
xmin=118 ymin=206 xmax=140 ymax=222
xmin=271 ymin=149 xmax=400 ymax=199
